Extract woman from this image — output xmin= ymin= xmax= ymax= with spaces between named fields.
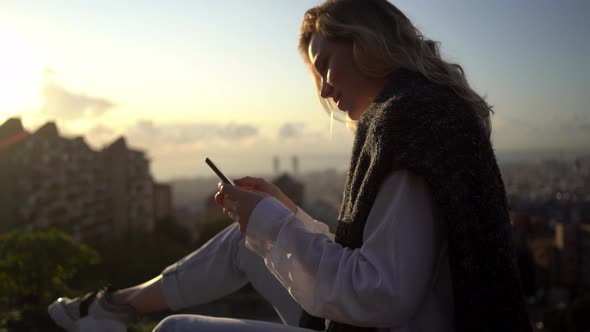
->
xmin=49 ymin=1 xmax=531 ymax=331
xmin=214 ymin=0 xmax=532 ymax=331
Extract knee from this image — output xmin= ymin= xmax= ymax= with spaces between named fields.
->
xmin=213 ymin=222 xmax=243 ymax=248
xmin=152 ymin=315 xmax=183 ymax=332
xmin=153 ymin=314 xmax=213 ymax=332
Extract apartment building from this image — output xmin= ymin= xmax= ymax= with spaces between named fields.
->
xmin=0 ymin=118 xmax=167 ymax=241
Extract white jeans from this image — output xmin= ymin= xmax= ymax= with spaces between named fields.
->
xmin=156 ymin=222 xmax=319 ymax=332
xmin=153 ymin=315 xmax=318 ymax=332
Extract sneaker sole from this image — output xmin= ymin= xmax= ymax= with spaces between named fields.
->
xmin=48 ymin=300 xmax=79 ymax=332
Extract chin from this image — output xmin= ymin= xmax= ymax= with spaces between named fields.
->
xmin=345 ymin=111 xmax=360 ymax=122
xmin=346 ymin=109 xmax=362 ymax=121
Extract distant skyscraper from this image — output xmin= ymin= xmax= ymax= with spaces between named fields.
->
xmin=153 ymin=183 xmax=173 ymax=220
xmin=273 ymin=155 xmax=280 ymax=174
xmin=292 ymin=155 xmax=299 ymax=175
xmin=272 ymin=174 xmax=304 ymax=207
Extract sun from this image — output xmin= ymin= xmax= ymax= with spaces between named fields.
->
xmin=0 ymin=28 xmax=44 ymax=123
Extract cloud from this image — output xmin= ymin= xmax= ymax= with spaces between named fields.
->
xmin=492 ymin=111 xmax=590 ymax=150
xmin=219 ymin=123 xmax=258 ymax=139
xmin=40 ymin=81 xmax=116 ymax=120
xmin=493 ymin=113 xmax=541 ymax=132
xmin=559 ymin=112 xmax=590 ymax=134
xmin=561 ymin=121 xmax=590 ymax=133
xmin=128 ymin=120 xmax=259 ymax=145
xmin=88 ymin=124 xmax=115 ymax=136
xmin=278 ymin=122 xmax=305 ymax=139
xmin=86 ymin=123 xmax=116 ymax=143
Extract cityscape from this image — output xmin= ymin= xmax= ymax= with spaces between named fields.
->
xmin=1 ymin=117 xmax=589 ymax=330
xmin=1 ymin=1 xmax=588 ymax=331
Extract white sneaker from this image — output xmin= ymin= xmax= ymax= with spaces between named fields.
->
xmin=48 ymin=286 xmax=137 ymax=332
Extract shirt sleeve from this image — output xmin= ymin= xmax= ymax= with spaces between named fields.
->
xmin=295 ymin=206 xmax=335 ymax=240
xmin=245 ymin=170 xmax=439 ymax=327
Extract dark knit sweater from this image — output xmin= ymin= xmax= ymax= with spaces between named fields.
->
xmin=300 ymin=68 xmax=532 ymax=332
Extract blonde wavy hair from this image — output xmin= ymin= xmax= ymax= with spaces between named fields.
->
xmin=299 ymin=0 xmax=493 ymax=137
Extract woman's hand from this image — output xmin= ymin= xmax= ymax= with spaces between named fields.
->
xmin=233 ymin=177 xmax=297 ymax=214
xmin=214 ymin=183 xmax=269 ymax=234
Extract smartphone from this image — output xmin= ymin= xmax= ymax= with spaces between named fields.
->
xmin=205 ymin=158 xmax=233 ymax=185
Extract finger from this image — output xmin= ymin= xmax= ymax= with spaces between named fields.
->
xmin=235 ymin=178 xmax=276 ymax=195
xmin=214 ymin=192 xmax=225 ymax=206
xmin=232 ymin=178 xmax=255 ymax=190
xmin=234 ymin=184 xmax=256 ymax=190
xmin=216 ymin=192 xmax=237 ymax=210
xmin=222 ymin=197 xmax=239 ymax=211
xmin=233 ymin=176 xmax=264 ymax=188
xmin=219 ymin=183 xmax=246 ymax=199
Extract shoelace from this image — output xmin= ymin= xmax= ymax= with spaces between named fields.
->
xmin=79 ymin=284 xmax=112 ymax=318
xmin=79 ymin=290 xmax=99 ymax=318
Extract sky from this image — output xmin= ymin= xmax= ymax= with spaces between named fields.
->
xmin=0 ymin=0 xmax=589 ymax=180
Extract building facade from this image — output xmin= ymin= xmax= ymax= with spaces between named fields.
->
xmin=0 ymin=118 xmax=168 ymax=241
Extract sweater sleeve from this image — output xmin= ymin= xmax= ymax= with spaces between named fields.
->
xmin=245 ymin=170 xmax=439 ymax=327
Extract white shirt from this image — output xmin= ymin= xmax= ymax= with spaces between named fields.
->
xmin=246 ymin=170 xmax=455 ymax=332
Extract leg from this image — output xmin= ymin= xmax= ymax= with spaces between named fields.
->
xmin=50 ymin=222 xmax=303 ymax=331
xmin=159 ymin=222 xmax=302 ymax=325
xmin=235 ymin=231 xmax=303 ymax=325
xmin=152 ymin=314 xmax=315 ymax=332
xmin=105 ymin=223 xmax=251 ymax=315
xmin=110 ymin=275 xmax=167 ymax=314
xmin=49 ymin=223 xmax=249 ymax=332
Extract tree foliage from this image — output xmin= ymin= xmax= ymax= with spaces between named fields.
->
xmin=0 ymin=230 xmax=99 ymax=331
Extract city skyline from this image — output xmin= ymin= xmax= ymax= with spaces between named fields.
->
xmin=1 ymin=0 xmax=589 ymax=180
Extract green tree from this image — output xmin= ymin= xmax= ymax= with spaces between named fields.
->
xmin=73 ymin=228 xmax=194 ymax=291
xmin=0 ymin=230 xmax=99 ymax=331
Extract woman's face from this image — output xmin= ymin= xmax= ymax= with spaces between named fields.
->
xmin=308 ymin=33 xmax=387 ymax=120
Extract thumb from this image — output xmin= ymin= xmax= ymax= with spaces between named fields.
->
xmin=233 ymin=176 xmax=262 ymax=188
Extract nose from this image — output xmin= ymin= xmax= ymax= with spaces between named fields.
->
xmin=320 ymin=81 xmax=334 ymax=99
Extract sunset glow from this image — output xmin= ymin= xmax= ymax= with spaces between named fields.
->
xmin=0 ymin=28 xmax=44 ymax=121
xmin=0 ymin=1 xmax=587 ymax=180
